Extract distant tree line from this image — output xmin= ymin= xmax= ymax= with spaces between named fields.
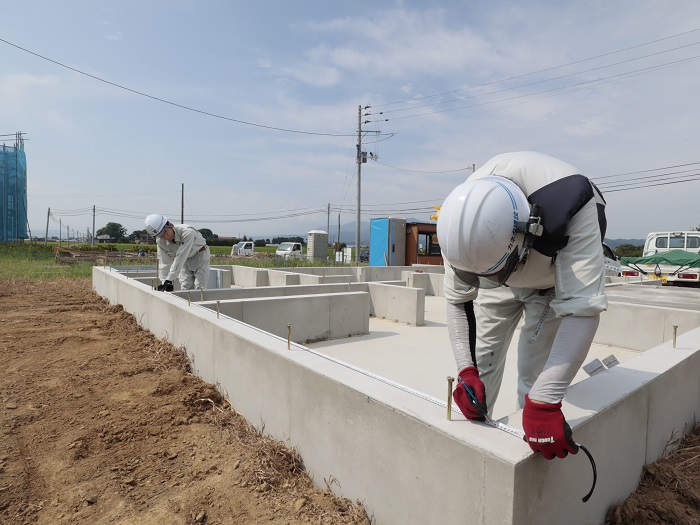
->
xmin=95 ymin=222 xmax=307 ymax=247
xmin=614 ymin=244 xmax=643 ymax=257
xmin=271 ymin=236 xmax=305 ymax=245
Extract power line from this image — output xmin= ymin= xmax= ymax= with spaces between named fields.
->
xmin=591 ymin=161 xmax=700 ymax=180
xmin=372 ymin=159 xmax=472 ymax=174
xmin=0 ymin=37 xmax=376 ymax=138
xmin=379 ymin=40 xmax=700 ymax=116
xmin=374 ymin=28 xmax=700 ymax=109
xmin=602 ymin=175 xmax=700 ymax=193
xmin=43 ymin=161 xmax=700 ymax=226
xmin=388 ymin=55 xmax=700 ymax=122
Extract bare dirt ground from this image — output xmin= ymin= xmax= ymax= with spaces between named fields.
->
xmin=0 ymin=278 xmax=698 ymax=525
xmin=0 ymin=279 xmax=371 ymax=525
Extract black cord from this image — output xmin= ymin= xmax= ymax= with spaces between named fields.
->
xmin=578 ymin=444 xmax=597 ymax=503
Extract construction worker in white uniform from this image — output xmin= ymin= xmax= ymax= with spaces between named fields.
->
xmin=144 ymin=214 xmax=210 ymax=291
xmin=437 ymin=151 xmax=608 ymax=460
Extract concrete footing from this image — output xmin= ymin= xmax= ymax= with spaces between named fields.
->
xmin=94 ymin=265 xmax=700 ymax=525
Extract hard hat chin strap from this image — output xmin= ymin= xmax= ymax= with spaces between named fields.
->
xmin=515 ymin=204 xmax=543 ymax=265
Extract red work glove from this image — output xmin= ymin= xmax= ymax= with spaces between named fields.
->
xmin=453 ymin=366 xmax=487 ymax=421
xmin=522 ymin=394 xmax=579 ymax=460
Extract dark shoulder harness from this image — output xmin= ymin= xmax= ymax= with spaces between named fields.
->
xmin=527 ymin=174 xmax=606 ymax=257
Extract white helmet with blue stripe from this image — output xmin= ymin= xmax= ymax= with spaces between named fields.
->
xmin=437 ymin=176 xmax=533 ymax=288
xmin=144 ymin=214 xmax=168 ymax=238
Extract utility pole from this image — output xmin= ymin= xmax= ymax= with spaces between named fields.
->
xmin=181 ymin=183 xmax=184 ymax=224
xmin=92 ymin=205 xmax=96 ymax=248
xmin=45 ymin=207 xmax=50 ymax=245
xmin=355 ymin=105 xmax=383 ymax=264
xmin=356 ymin=105 xmax=362 ymax=264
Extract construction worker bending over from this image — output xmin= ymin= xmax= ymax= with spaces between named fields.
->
xmin=437 ymin=151 xmax=608 ymax=460
xmin=144 ymin=214 xmax=210 ymax=291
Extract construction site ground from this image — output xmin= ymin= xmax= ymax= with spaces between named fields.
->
xmin=0 ymin=278 xmax=698 ymax=525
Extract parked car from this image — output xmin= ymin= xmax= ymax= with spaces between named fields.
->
xmin=231 ymin=241 xmax=254 ymax=256
xmin=276 ymin=242 xmax=303 ymax=259
xmin=603 ymin=242 xmax=621 ymax=277
xmin=359 ymin=249 xmax=369 ymax=262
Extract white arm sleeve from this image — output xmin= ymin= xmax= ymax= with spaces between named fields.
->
xmin=446 ymin=301 xmax=475 ymax=372
xmin=157 ymin=242 xmax=173 ymax=282
xmin=528 ymin=315 xmax=599 ymax=404
xmin=165 ymin=229 xmax=196 ymax=282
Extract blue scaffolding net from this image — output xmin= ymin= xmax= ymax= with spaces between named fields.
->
xmin=0 ymin=135 xmax=28 ymax=242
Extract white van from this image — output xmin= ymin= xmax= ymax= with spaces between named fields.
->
xmin=276 ymin=242 xmax=303 ymax=259
xmin=643 ymin=231 xmax=700 ymax=257
xmin=231 ymin=241 xmax=254 ymax=256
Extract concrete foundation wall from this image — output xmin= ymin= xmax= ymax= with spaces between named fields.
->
xmin=367 ymin=282 xmax=425 ymax=326
xmin=94 ymin=267 xmax=700 ymax=525
xmin=598 ymin=302 xmax=700 ymax=351
xmin=92 ymin=267 xmax=523 ymax=524
xmin=199 ymin=292 xmax=370 ymax=343
xmin=402 ymin=270 xmax=443 ymax=296
xmin=267 ymin=269 xmax=302 ymax=286
xmin=172 ymin=283 xmax=361 ymax=302
xmin=230 ymin=265 xmax=270 ymax=287
xmin=175 ymin=280 xmax=425 ymax=327
xmin=290 ymin=267 xmax=358 ymax=276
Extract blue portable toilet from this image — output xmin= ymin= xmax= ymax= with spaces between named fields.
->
xmin=369 ymin=217 xmax=406 ymax=266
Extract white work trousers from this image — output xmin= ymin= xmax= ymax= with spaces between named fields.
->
xmin=474 ymin=286 xmax=562 ymax=412
xmin=179 ymin=247 xmax=210 ymax=290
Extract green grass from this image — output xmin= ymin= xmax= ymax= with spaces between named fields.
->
xmin=0 ymin=243 xmax=94 ymax=280
xmin=0 ymin=242 xmax=353 ymax=281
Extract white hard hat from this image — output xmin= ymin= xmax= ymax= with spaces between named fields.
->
xmin=437 ymin=176 xmax=533 ymax=288
xmin=144 ymin=214 xmax=168 ymax=238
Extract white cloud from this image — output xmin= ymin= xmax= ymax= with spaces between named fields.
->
xmin=0 ymin=74 xmax=59 ymax=114
xmin=277 ymin=8 xmax=495 ymax=87
xmin=563 ymin=117 xmax=608 ymax=137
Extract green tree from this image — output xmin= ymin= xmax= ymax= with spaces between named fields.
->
xmin=272 ymin=236 xmax=305 ymax=245
xmin=614 ymin=243 xmax=643 ymax=257
xmin=198 ymin=228 xmax=219 ymax=243
xmin=96 ymin=222 xmax=128 ymax=243
xmin=130 ymin=229 xmax=147 ymax=242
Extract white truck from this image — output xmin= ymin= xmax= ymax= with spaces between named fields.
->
xmin=231 ymin=241 xmax=255 ymax=256
xmin=621 ymin=231 xmax=700 ymax=286
xmin=643 ymin=231 xmax=700 ymax=256
xmin=275 ymin=242 xmax=303 ymax=259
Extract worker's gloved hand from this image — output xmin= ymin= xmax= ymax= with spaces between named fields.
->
xmin=453 ymin=366 xmax=487 ymax=421
xmin=522 ymin=394 xmax=579 ymax=459
xmin=157 ymin=280 xmax=174 ymax=292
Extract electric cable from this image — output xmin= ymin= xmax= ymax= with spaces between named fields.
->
xmin=374 ymin=27 xmax=700 ymax=108
xmin=0 ymin=37 xmax=378 ymax=138
xmin=389 ymin=55 xmax=700 ymax=122
xmin=379 ymin=40 xmax=700 ymax=115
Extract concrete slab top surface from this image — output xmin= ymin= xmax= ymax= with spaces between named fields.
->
xmin=606 ymin=283 xmax=700 ymax=310
xmin=307 ymin=295 xmax=639 ymax=420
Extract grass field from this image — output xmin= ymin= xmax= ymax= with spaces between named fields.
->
xmin=0 ymin=242 xmax=350 ymax=281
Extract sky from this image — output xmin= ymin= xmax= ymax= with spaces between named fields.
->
xmin=2 ymin=0 xmax=700 ymax=243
